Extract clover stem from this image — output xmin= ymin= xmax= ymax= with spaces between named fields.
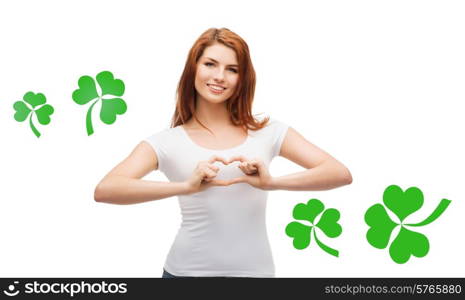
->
xmin=405 ymin=199 xmax=452 ymax=227
xmin=313 ymin=229 xmax=339 ymax=257
xmin=86 ymin=99 xmax=100 ymax=136
xmin=29 ymin=112 xmax=41 ymax=138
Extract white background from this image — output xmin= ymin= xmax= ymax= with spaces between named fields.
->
xmin=0 ymin=0 xmax=464 ymax=277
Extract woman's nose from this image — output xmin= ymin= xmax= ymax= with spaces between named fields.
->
xmin=213 ymin=68 xmax=225 ymax=81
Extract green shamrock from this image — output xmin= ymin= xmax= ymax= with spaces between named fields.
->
xmin=13 ymin=91 xmax=54 ymax=138
xmin=72 ymin=71 xmax=127 ymax=136
xmin=365 ymin=185 xmax=451 ymax=264
xmin=285 ymin=199 xmax=342 ymax=257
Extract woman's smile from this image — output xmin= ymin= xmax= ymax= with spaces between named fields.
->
xmin=207 ymin=83 xmax=226 ymax=94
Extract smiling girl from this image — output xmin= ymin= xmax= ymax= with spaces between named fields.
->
xmin=94 ymin=28 xmax=352 ymax=278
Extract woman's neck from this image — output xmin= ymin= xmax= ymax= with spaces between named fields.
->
xmin=188 ymin=97 xmax=233 ymax=130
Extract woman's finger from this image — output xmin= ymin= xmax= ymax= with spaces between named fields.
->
xmin=203 ymin=167 xmax=217 ymax=179
xmin=207 ymin=164 xmax=220 ymax=172
xmin=237 ymin=162 xmax=250 ymax=174
xmin=249 ymin=159 xmax=264 ymax=171
xmin=208 ymin=155 xmax=229 ymax=165
xmin=228 ymin=155 xmax=248 ymax=164
xmin=241 ymin=162 xmax=256 ymax=174
xmin=247 ymin=162 xmax=258 ymax=173
xmin=229 ymin=176 xmax=248 ymax=185
xmin=236 ymin=161 xmax=257 ymax=175
xmin=210 ymin=179 xmax=233 ymax=186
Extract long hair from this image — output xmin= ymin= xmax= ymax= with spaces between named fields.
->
xmin=170 ymin=28 xmax=269 ymax=131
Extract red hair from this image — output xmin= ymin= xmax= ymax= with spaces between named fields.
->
xmin=170 ymin=27 xmax=269 ymax=131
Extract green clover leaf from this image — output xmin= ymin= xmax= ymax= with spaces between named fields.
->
xmin=365 ymin=204 xmax=397 ymax=249
xmin=383 ymin=185 xmax=423 ymax=222
xmin=285 ymin=199 xmax=342 ymax=257
xmin=365 ymin=184 xmax=451 ymax=264
xmin=286 ymin=222 xmax=312 ymax=250
xmin=13 ymin=92 xmax=55 ymax=138
xmin=316 ymin=209 xmax=342 ymax=238
xmin=72 ymin=76 xmax=99 ymax=105
xmin=100 ymin=98 xmax=127 ymax=124
xmin=96 ymin=71 xmax=125 ymax=96
xmin=23 ymin=91 xmax=46 ymax=107
xmin=13 ymin=101 xmax=31 ymax=122
xmin=389 ymin=227 xmax=429 ymax=264
xmin=72 ymin=71 xmax=127 ymax=136
xmin=293 ymin=199 xmax=324 ymax=223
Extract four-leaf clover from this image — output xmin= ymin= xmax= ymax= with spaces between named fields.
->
xmin=72 ymin=71 xmax=127 ymax=135
xmin=13 ymin=91 xmax=54 ymax=138
xmin=365 ymin=185 xmax=451 ymax=264
xmin=285 ymin=199 xmax=342 ymax=257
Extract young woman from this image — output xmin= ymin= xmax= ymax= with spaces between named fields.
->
xmin=94 ymin=28 xmax=352 ymax=278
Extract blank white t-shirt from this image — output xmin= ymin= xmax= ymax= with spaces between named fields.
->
xmin=144 ymin=118 xmax=289 ymax=277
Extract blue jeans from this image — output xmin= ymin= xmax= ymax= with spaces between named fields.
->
xmin=161 ymin=269 xmax=237 ymax=278
xmin=162 ymin=269 xmax=192 ymax=278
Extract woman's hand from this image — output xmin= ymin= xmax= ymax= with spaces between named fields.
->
xmin=228 ymin=156 xmax=274 ymax=190
xmin=184 ymin=155 xmax=232 ymax=194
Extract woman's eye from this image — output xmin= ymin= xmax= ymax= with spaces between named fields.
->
xmin=229 ymin=68 xmax=238 ymax=73
xmin=205 ymin=62 xmax=214 ymax=67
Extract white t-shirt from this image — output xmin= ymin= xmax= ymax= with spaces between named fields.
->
xmin=144 ymin=118 xmax=289 ymax=277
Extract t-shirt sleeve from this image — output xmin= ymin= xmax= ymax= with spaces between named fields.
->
xmin=271 ymin=119 xmax=290 ymax=158
xmin=143 ymin=130 xmax=168 ymax=174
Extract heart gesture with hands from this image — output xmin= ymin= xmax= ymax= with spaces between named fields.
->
xmin=227 ymin=155 xmax=274 ymax=190
xmin=184 ymin=155 xmax=274 ymax=194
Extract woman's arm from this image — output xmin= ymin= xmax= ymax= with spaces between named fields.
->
xmin=269 ymin=127 xmax=352 ymax=191
xmin=94 ymin=141 xmax=191 ymax=205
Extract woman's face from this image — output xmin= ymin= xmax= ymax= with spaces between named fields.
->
xmin=195 ymin=43 xmax=239 ymax=105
